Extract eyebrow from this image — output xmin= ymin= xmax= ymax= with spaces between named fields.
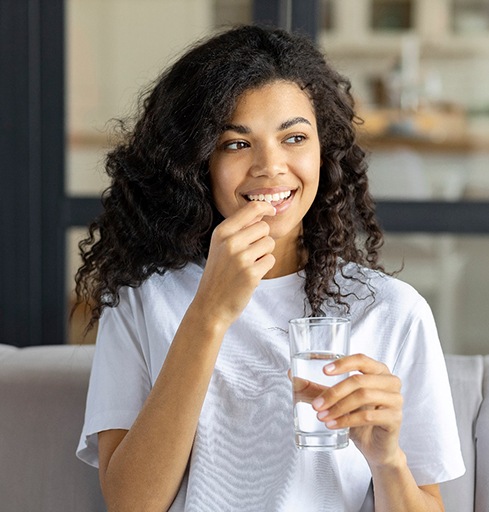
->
xmin=279 ymin=116 xmax=312 ymax=130
xmin=222 ymin=116 xmax=312 ymax=134
xmin=222 ymin=123 xmax=251 ymax=134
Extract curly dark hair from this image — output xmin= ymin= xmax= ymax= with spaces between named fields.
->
xmin=74 ymin=24 xmax=384 ymax=330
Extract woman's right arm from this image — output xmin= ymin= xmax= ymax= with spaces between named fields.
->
xmin=97 ymin=201 xmax=276 ymax=512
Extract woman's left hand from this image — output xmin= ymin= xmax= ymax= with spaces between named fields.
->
xmin=293 ymin=354 xmax=404 ymax=468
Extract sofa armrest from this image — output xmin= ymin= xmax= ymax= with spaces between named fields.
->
xmin=475 ymin=355 xmax=489 ymax=511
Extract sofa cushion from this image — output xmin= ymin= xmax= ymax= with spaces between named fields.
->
xmin=0 ymin=344 xmax=105 ymax=512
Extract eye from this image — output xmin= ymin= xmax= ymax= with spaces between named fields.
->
xmin=284 ymin=134 xmax=307 ymax=144
xmin=222 ymin=140 xmax=250 ymax=151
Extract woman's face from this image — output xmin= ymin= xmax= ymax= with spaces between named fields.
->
xmin=209 ymin=80 xmax=321 ymax=252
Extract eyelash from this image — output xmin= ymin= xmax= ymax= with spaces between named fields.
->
xmin=221 ymin=134 xmax=307 ymax=151
xmin=284 ymin=134 xmax=307 ymax=144
xmin=222 ymin=140 xmax=249 ymax=151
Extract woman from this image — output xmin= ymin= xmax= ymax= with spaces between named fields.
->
xmin=75 ymin=25 xmax=464 ymax=511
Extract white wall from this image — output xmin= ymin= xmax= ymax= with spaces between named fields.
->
xmin=67 ymin=0 xmax=214 ymax=135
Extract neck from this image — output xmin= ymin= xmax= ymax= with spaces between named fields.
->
xmin=264 ymin=238 xmax=305 ymax=279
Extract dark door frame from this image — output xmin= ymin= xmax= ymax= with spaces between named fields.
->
xmin=2 ymin=0 xmax=489 ymax=346
xmin=1 ymin=0 xmax=66 ymax=346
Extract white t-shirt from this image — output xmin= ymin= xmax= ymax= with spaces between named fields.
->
xmin=77 ymin=262 xmax=465 ymax=512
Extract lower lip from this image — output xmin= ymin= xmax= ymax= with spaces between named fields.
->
xmin=270 ymin=191 xmax=295 ymax=214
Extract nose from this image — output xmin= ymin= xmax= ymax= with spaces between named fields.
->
xmin=249 ymin=142 xmax=287 ymax=178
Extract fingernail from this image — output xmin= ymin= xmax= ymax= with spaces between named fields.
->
xmin=312 ymin=397 xmax=324 ymax=409
xmin=324 ymin=363 xmax=335 ymax=373
xmin=317 ymin=410 xmax=329 ymax=420
xmin=326 ymin=419 xmax=337 ymax=428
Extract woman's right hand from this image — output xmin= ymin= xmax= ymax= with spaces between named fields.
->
xmin=192 ymin=200 xmax=276 ymax=328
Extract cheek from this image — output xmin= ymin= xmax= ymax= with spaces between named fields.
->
xmin=209 ymin=158 xmax=226 ymax=196
xmin=295 ymin=152 xmax=321 ymax=188
xmin=209 ymin=152 xmax=248 ymax=199
xmin=209 ymin=169 xmax=239 ymax=218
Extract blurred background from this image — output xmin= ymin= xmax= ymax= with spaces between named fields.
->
xmin=3 ymin=0 xmax=489 ymax=355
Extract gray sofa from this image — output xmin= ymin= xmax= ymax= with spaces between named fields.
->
xmin=0 ymin=344 xmax=488 ymax=512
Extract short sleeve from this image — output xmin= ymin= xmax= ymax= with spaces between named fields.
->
xmin=76 ymin=293 xmax=152 ymax=468
xmin=394 ymin=298 xmax=465 ymax=485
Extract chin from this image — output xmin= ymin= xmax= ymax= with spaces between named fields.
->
xmin=267 ymin=223 xmax=301 ymax=243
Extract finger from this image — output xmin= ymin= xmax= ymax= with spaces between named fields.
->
xmin=322 ymin=404 xmax=403 ymax=432
xmin=221 ymin=234 xmax=275 ymax=280
xmin=312 ymin=373 xmax=401 ymax=412
xmin=292 ymin=376 xmax=327 ymax=403
xmin=241 ymin=200 xmax=277 ymax=228
xmin=240 ymin=235 xmax=276 ymax=265
xmin=323 ymin=353 xmax=391 ymax=377
xmin=248 ymin=252 xmax=276 ymax=278
xmin=316 ymin=388 xmax=403 ymax=425
xmin=222 ymin=220 xmax=272 ymax=255
xmin=217 ymin=201 xmax=276 ymax=238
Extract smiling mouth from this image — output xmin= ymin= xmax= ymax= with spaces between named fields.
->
xmin=245 ymin=190 xmax=293 ymax=206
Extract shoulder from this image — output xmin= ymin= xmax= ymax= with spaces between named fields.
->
xmin=95 ymin=263 xmax=204 ymax=376
xmin=116 ymin=263 xmax=204 ymax=309
xmin=98 ymin=263 xmax=203 ymax=342
xmin=340 ymin=263 xmax=437 ymax=364
xmin=340 ymin=262 xmax=425 ymax=313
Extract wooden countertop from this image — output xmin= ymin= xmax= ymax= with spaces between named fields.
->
xmin=357 ymin=131 xmax=489 ymax=153
xmin=357 ymin=107 xmax=489 ymax=153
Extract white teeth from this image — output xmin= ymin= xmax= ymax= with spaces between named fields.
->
xmin=247 ymin=190 xmax=292 ymax=203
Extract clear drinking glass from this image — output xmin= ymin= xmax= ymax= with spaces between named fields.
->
xmin=289 ymin=317 xmax=351 ymax=450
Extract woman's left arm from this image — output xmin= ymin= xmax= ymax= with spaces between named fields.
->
xmin=306 ymin=354 xmax=445 ymax=511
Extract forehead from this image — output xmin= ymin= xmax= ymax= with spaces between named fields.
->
xmin=230 ymin=80 xmax=316 ymax=121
